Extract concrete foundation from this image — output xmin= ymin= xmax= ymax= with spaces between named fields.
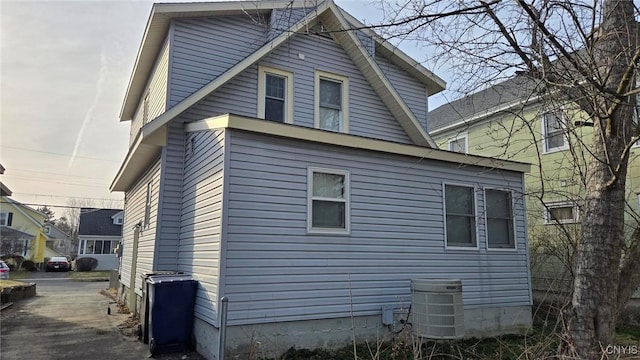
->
xmin=191 ymin=305 xmax=532 ymax=360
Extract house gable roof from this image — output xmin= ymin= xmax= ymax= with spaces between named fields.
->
xmin=78 ymin=208 xmax=123 ymax=237
xmin=428 ymin=75 xmax=542 ymax=135
xmin=0 ymin=196 xmax=46 ymax=229
xmin=0 ymin=226 xmax=34 ymax=240
xmin=112 ymin=0 xmax=446 ymax=190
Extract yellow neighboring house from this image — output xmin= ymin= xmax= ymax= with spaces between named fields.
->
xmin=428 ymin=75 xmax=640 ymax=294
xmin=0 ymin=196 xmax=58 ymax=264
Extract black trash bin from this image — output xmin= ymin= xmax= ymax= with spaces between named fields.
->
xmin=140 ymin=272 xmax=182 ymax=344
xmin=146 ymin=274 xmax=198 ymax=355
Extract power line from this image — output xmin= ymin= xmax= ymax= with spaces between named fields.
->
xmin=1 ymin=145 xmax=122 ymax=163
xmin=10 ymin=193 xmax=123 ymax=202
xmin=8 ymin=167 xmax=110 ymax=181
xmin=3 ymin=175 xmax=110 ymax=188
xmin=0 ymin=201 xmax=118 ymax=210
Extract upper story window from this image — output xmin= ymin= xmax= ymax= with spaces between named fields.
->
xmin=307 ymin=167 xmax=350 ymax=234
xmin=144 ymin=182 xmax=152 ymax=228
xmin=444 ymin=184 xmax=477 ymax=249
xmin=0 ymin=212 xmax=13 ymax=226
xmin=542 ymin=111 xmax=568 ymax=153
xmin=448 ymin=135 xmax=468 ymax=153
xmin=485 ymin=189 xmax=515 ymax=249
xmin=315 ymin=70 xmax=349 ymax=133
xmin=258 ymin=65 xmax=293 ymax=123
xmin=143 ymin=91 xmax=150 ymax=124
xmin=544 ymin=202 xmax=579 ymax=224
xmin=44 ymin=226 xmax=51 ymax=235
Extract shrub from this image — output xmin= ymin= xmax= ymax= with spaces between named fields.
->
xmin=75 ymin=257 xmax=98 ymax=272
xmin=1 ymin=255 xmax=24 ymax=271
xmin=21 ymin=260 xmax=37 ymax=272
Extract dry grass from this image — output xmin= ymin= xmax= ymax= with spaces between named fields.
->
xmin=0 ymin=279 xmax=28 ymax=291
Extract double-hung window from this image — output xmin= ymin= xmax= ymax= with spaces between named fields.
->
xmin=444 ymin=184 xmax=477 ymax=248
xmin=308 ymin=168 xmax=350 ymax=233
xmin=544 ymin=202 xmax=579 ymax=224
xmin=258 ymin=66 xmax=293 ymax=123
xmin=0 ymin=212 xmax=12 ymax=226
xmin=448 ymin=135 xmax=468 ymax=153
xmin=542 ymin=111 xmax=568 ymax=152
xmin=485 ymin=189 xmax=515 ymax=249
xmin=315 ymin=71 xmax=349 ymax=132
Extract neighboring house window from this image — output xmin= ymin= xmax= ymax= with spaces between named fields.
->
xmin=114 ymin=217 xmax=123 ymax=225
xmin=0 ymin=212 xmax=13 ymax=226
xmin=315 ymin=70 xmax=349 ymax=133
xmin=448 ymin=135 xmax=468 ymax=153
xmin=258 ymin=66 xmax=293 ymax=123
xmin=80 ymin=240 xmax=116 ymax=255
xmin=544 ymin=202 xmax=579 ymax=224
xmin=308 ymin=167 xmax=350 ymax=233
xmin=485 ymin=189 xmax=515 ymax=249
xmin=444 ymin=184 xmax=477 ymax=248
xmin=44 ymin=226 xmax=51 ymax=235
xmin=542 ymin=110 xmax=568 ymax=152
xmin=144 ymin=182 xmax=152 ymax=228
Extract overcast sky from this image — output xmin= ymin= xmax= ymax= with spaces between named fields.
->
xmin=0 ymin=0 xmax=452 ymax=215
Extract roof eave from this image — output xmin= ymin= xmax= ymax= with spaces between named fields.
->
xmin=338 ymin=9 xmax=446 ymax=94
xmin=324 ymin=3 xmax=436 ymax=147
xmin=119 ymin=0 xmax=324 ymax=121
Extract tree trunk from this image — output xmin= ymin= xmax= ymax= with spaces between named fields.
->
xmin=565 ymin=1 xmax=636 ymax=358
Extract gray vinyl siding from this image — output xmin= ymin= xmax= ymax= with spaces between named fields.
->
xmin=154 ymin=122 xmax=185 ymax=270
xmin=183 ymin=34 xmax=413 ymax=143
xmin=267 ymin=8 xmax=312 ymax=41
xmin=170 ymin=16 xmax=267 ymax=107
xmin=119 ymin=159 xmax=161 ymax=296
xmin=129 ymin=36 xmax=170 ymax=146
xmin=179 ymin=130 xmax=226 ymax=325
xmin=375 ymin=53 xmax=429 ymax=131
xmin=222 ymin=129 xmax=529 ymax=326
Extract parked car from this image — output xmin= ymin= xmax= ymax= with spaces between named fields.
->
xmin=0 ymin=260 xmax=10 ymax=279
xmin=45 ymin=257 xmax=70 ymax=272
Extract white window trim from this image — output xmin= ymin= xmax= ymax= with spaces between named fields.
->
xmin=314 ymin=70 xmax=349 ymax=133
xmin=307 ymin=167 xmax=350 ymax=235
xmin=483 ymin=187 xmax=517 ymax=251
xmin=543 ymin=201 xmax=579 ymax=224
xmin=541 ymin=110 xmax=569 ymax=154
xmin=443 ymin=182 xmax=480 ymax=250
xmin=0 ymin=212 xmax=8 ymax=226
xmin=447 ymin=134 xmax=468 ymax=154
xmin=258 ymin=65 xmax=294 ymax=124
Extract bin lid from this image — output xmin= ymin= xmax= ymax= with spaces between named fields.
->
xmin=147 ymin=274 xmax=194 ymax=284
xmin=141 ymin=271 xmax=182 ymax=279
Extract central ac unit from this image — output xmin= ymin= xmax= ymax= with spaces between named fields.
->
xmin=411 ymin=279 xmax=464 ymax=339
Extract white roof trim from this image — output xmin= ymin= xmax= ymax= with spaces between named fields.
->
xmin=186 ymin=114 xmax=531 ymax=173
xmin=1 ymin=196 xmax=45 ymax=229
xmin=139 ymin=0 xmax=331 ymax=137
xmin=338 ymin=9 xmax=445 ymax=94
xmin=120 ymin=0 xmax=325 ymax=121
xmin=323 ymin=2 xmax=436 ymax=147
xmin=430 ymin=96 xmax=541 ymax=136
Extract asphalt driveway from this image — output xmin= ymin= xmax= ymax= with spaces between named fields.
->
xmin=0 ymin=275 xmax=203 ymax=360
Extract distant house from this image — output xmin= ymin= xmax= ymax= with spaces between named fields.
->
xmin=112 ymin=1 xmax=533 ymax=358
xmin=44 ymin=222 xmax=74 ymax=257
xmin=77 ymin=208 xmax=122 ymax=270
xmin=0 ymin=196 xmax=50 ymax=265
xmin=0 ymin=226 xmax=32 ymax=258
